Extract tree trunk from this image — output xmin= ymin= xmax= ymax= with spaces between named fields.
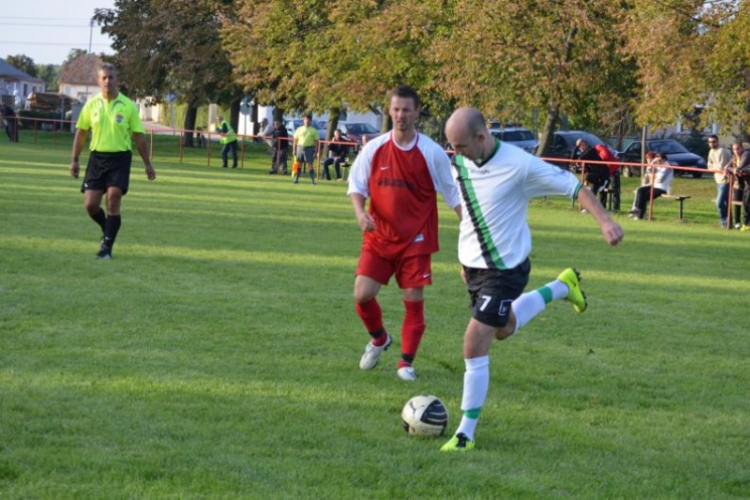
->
xmin=229 ymin=99 xmax=241 ymax=135
xmin=323 ymin=107 xmax=341 ymax=157
xmin=536 ymin=104 xmax=560 ymax=158
xmin=182 ymin=104 xmax=197 ymax=147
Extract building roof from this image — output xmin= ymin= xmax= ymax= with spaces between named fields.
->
xmin=59 ymin=54 xmax=102 ymax=86
xmin=0 ymin=58 xmax=45 ymax=83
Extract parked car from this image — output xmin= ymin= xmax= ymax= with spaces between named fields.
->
xmin=540 ymin=130 xmax=613 ymax=170
xmin=488 ymin=127 xmax=538 ymax=154
xmin=285 ymin=118 xmax=327 ymax=140
xmin=618 ymin=139 xmax=707 ymax=179
xmin=337 ymin=122 xmax=381 ymax=150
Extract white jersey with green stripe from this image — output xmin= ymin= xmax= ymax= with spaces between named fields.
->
xmin=454 ymin=141 xmax=582 ymax=270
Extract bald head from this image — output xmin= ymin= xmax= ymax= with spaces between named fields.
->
xmin=446 ymin=107 xmax=486 ymax=138
xmin=445 ymin=107 xmax=494 ymax=163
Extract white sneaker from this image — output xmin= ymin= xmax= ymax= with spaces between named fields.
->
xmin=397 ymin=366 xmax=416 ymax=381
xmin=359 ymin=333 xmax=392 ymax=370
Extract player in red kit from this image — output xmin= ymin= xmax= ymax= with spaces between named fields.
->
xmin=347 ymin=85 xmax=462 ymax=381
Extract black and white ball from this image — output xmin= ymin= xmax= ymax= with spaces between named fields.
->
xmin=401 ymin=395 xmax=448 ymax=437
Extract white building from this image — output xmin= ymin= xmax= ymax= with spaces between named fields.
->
xmin=0 ymin=58 xmax=46 ymax=108
xmin=58 ymin=54 xmax=101 ymax=104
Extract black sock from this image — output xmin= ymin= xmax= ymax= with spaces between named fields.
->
xmin=90 ymin=208 xmax=106 ymax=232
xmin=103 ymin=215 xmax=121 ymax=249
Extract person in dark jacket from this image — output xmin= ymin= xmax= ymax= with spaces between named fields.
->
xmin=727 ymin=142 xmax=750 ymax=231
xmin=574 ymin=138 xmax=610 ymax=209
xmin=269 ymin=120 xmax=290 ymax=175
xmin=2 ymin=105 xmax=19 ymax=142
xmin=322 ymin=129 xmax=349 ymax=180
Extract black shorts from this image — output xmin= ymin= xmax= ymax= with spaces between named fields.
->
xmin=81 ymin=151 xmax=132 ymax=195
xmin=464 ymin=258 xmax=531 ymax=328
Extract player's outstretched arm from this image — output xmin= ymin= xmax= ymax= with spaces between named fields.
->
xmin=133 ymin=132 xmax=156 ymax=181
xmin=577 ymin=187 xmax=624 ymax=246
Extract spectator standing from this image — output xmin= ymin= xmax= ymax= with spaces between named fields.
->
xmin=727 ymin=142 xmax=750 ymax=231
xmin=574 ymin=138 xmax=610 ymax=209
xmin=216 ymin=115 xmax=238 ymax=169
xmin=269 ymin=119 xmax=289 ymax=175
xmin=593 ymin=143 xmax=621 ymax=211
xmin=262 ymin=118 xmax=275 ymax=150
xmin=440 ymin=107 xmax=623 ymax=451
xmin=69 ymin=63 xmax=156 ymax=260
xmin=258 ymin=118 xmax=270 ymax=143
xmin=323 ymin=129 xmax=349 ymax=180
xmin=293 ymin=114 xmax=319 ymax=184
xmin=628 ymin=151 xmax=673 ymax=220
xmin=347 ymin=85 xmax=462 ymax=381
xmin=2 ymin=104 xmax=19 ymax=142
xmin=707 ymin=135 xmax=732 ymax=227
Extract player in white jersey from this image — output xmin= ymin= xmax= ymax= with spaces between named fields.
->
xmin=440 ymin=107 xmax=624 ymax=451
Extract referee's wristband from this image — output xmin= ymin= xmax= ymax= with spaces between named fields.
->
xmin=72 ymin=157 xmax=79 ymax=162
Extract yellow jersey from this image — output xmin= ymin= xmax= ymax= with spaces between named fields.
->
xmin=76 ymin=92 xmax=144 ymax=152
xmin=294 ymin=125 xmax=319 ymax=148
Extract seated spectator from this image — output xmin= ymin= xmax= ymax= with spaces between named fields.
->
xmin=323 ymin=129 xmax=349 ymax=181
xmin=629 ymin=151 xmax=673 ymax=220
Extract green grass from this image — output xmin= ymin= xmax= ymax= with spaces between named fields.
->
xmin=1 ymin=132 xmax=749 ymax=499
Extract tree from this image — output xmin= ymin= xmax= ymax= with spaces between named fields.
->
xmin=36 ymin=64 xmax=59 ymax=92
xmin=430 ymin=0 xmax=636 ymax=156
xmin=5 ymin=54 xmax=37 ymax=77
xmin=619 ymin=0 xmax=707 ymax=131
xmin=64 ymin=49 xmax=89 ymax=65
xmin=96 ymin=0 xmax=244 ymax=146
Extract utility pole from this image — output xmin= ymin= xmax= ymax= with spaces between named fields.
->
xmin=84 ymin=18 xmax=94 ymax=102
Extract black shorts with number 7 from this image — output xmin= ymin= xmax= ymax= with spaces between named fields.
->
xmin=464 ymin=258 xmax=531 ymax=328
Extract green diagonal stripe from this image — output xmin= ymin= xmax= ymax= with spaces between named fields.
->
xmin=457 ymin=158 xmax=505 ymax=269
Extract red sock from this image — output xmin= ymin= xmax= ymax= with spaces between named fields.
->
xmin=399 ymin=300 xmax=425 ymax=368
xmin=355 ymin=299 xmax=387 ymax=346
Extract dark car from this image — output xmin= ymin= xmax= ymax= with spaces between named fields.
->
xmin=619 ymin=139 xmax=707 ymax=178
xmin=540 ymin=131 xmax=612 ymax=170
xmin=338 ymin=122 xmax=381 ymax=150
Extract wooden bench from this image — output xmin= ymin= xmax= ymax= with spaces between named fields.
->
xmin=661 ymin=195 xmax=691 ymax=221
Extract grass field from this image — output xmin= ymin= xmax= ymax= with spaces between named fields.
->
xmin=1 ymin=131 xmax=749 ymax=499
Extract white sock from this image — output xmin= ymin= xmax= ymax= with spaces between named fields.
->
xmin=456 ymin=355 xmax=489 ymax=440
xmin=511 ymin=290 xmax=546 ymax=333
xmin=546 ymin=279 xmax=569 ymax=301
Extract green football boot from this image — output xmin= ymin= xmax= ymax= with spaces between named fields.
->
xmin=558 ymin=267 xmax=587 ymax=313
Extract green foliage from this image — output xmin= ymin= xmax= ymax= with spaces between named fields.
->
xmin=1 ymin=135 xmax=750 ymax=498
xmin=4 ymin=54 xmax=37 ymax=77
xmin=35 ymin=64 xmax=59 ymax=92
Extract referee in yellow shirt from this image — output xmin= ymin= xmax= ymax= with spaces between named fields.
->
xmin=70 ymin=63 xmax=156 ymax=260
xmin=293 ymin=114 xmax=320 ymax=185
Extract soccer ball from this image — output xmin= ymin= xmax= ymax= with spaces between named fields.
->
xmin=401 ymin=394 xmax=448 ymax=437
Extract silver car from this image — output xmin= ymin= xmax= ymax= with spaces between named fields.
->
xmin=488 ymin=127 xmax=538 ymax=154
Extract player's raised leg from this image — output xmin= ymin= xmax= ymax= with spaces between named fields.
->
xmin=442 ymin=268 xmax=586 ymax=451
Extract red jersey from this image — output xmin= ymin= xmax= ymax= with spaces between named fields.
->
xmin=348 ymin=132 xmax=459 ymax=260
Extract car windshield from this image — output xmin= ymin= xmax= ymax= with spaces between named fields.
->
xmin=346 ymin=123 xmax=379 ymax=134
xmin=650 ymin=141 xmax=689 ymax=154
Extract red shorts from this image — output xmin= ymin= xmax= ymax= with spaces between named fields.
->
xmin=356 ymin=248 xmax=433 ymax=289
